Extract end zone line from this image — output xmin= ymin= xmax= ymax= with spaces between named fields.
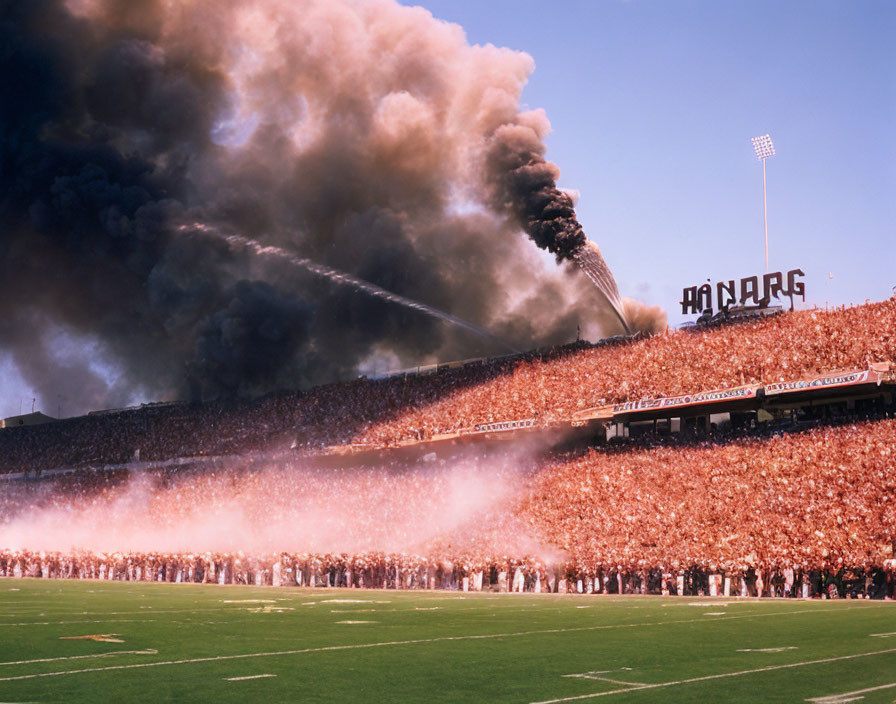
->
xmin=527 ymin=647 xmax=896 ymax=703
xmin=0 ymin=606 xmax=875 ymax=683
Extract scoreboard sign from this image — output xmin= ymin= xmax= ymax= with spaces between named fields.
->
xmin=681 ymin=268 xmax=805 ymax=315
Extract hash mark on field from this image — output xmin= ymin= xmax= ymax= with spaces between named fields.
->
xmin=225 ymin=673 xmax=277 ymax=681
xmin=529 ymin=649 xmax=896 ymax=702
xmin=870 ymin=632 xmax=896 ymax=638
xmin=737 ymin=647 xmax=798 ymax=653
xmin=0 ymin=606 xmax=879 ymax=683
xmin=246 ymin=606 xmax=294 ymax=613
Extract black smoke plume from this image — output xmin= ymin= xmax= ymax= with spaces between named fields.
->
xmin=0 ymin=0 xmax=662 ymax=415
xmin=487 ymin=123 xmax=586 ymax=261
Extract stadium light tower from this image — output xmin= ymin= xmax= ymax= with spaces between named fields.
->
xmin=751 ymin=134 xmax=775 ymax=271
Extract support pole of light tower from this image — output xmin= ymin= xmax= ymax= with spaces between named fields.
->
xmin=751 ymin=134 xmax=775 ymax=271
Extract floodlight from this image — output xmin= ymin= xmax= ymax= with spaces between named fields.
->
xmin=752 ymin=134 xmax=776 ymax=160
xmin=751 ymin=134 xmax=776 ymax=270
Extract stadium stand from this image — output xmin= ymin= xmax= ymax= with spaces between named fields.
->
xmin=2 ymin=298 xmax=895 ymax=597
xmin=0 ymin=298 xmax=894 ymax=473
xmin=1 ymin=418 xmax=894 ymax=597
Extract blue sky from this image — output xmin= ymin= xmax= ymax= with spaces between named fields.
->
xmin=409 ymin=0 xmax=894 ymax=317
xmin=1 ymin=1 xmax=893 ymax=419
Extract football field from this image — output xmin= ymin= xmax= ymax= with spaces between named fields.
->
xmin=1 ymin=579 xmax=895 ymax=703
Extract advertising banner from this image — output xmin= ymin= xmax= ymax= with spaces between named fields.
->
xmin=612 ymin=386 xmax=758 ymax=414
xmin=764 ymin=370 xmax=870 ymax=396
xmin=472 ymin=418 xmax=536 ymax=433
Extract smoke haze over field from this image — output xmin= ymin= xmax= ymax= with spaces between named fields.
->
xmin=0 ymin=0 xmax=662 ymax=415
xmin=0 ymin=454 xmax=556 ymax=560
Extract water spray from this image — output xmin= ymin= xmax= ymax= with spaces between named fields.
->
xmin=216 ymin=231 xmax=520 ymax=354
xmin=572 ymin=241 xmax=631 ymax=335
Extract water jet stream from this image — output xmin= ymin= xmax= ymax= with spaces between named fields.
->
xmin=223 ymin=233 xmax=520 ymax=354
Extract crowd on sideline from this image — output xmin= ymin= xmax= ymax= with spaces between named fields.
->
xmin=2 ymin=418 xmax=894 ymax=598
xmin=2 ymin=548 xmax=894 ymax=599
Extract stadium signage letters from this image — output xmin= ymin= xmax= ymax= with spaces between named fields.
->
xmin=680 ymin=268 xmax=805 ymax=315
xmin=765 ymin=370 xmax=870 ymax=395
xmin=473 ymin=419 xmax=536 ymax=433
xmin=612 ymin=387 xmax=757 ymax=414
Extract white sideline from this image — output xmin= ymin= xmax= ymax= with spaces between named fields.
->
xmin=0 ymin=619 xmax=156 ymax=627
xmin=0 ymin=650 xmax=158 ymax=667
xmin=527 ymin=648 xmax=896 ymax=703
xmin=0 ymin=606 xmax=872 ymax=683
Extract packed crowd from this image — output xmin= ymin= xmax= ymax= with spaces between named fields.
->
xmin=353 ymin=298 xmax=896 ymax=444
xmin=2 ymin=418 xmax=895 ymax=598
xmin=524 ymin=418 xmax=896 ymax=575
xmin=1 ymin=298 xmax=894 ymax=473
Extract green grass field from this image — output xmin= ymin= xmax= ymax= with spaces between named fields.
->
xmin=1 ymin=579 xmax=895 ymax=703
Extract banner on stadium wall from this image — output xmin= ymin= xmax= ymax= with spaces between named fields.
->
xmin=472 ymin=418 xmax=536 ymax=433
xmin=764 ymin=370 xmax=871 ymax=396
xmin=571 ymin=406 xmax=615 ymax=423
xmin=612 ymin=386 xmax=758 ymax=414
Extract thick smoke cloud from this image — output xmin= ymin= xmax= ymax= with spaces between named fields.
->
xmin=0 ymin=0 xmax=657 ymax=414
xmin=0 ymin=453 xmax=553 ymax=558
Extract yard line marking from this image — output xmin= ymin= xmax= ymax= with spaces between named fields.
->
xmin=0 ymin=606 xmax=249 ymax=620
xmin=225 ymin=674 xmax=277 ymax=681
xmin=578 ymin=678 xmax=645 ymax=688
xmin=0 ymin=650 xmax=158 ymax=666
xmin=527 ymin=648 xmax=896 ymax=703
xmin=562 ymin=673 xmax=646 ymax=687
xmin=737 ymin=647 xmax=798 ymax=653
xmin=805 ymin=681 xmax=896 ymax=702
xmin=869 ymin=632 xmax=896 ymax=638
xmin=0 ymin=606 xmax=879 ymax=683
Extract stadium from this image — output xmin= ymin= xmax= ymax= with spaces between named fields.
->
xmin=1 ymin=1 xmax=894 ymax=703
